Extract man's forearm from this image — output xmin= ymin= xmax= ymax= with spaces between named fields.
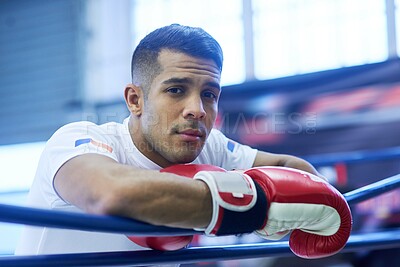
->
xmin=102 ymin=171 xmax=213 ymax=229
xmin=253 ymin=151 xmax=321 ymax=177
xmin=54 ymin=154 xmax=213 ymax=229
xmin=279 ymin=155 xmax=319 ymax=175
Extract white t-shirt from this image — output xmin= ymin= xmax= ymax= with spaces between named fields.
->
xmin=15 ymin=117 xmax=257 ymax=255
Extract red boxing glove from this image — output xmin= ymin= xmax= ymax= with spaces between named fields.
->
xmin=245 ymin=167 xmax=352 ymax=258
xmin=127 ymin=164 xmax=225 ymax=251
xmin=194 ymin=166 xmax=352 ymax=259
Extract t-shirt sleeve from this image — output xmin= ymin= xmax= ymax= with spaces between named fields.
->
xmin=43 ymin=121 xmax=119 ymax=187
xmin=197 ymin=129 xmax=258 ymax=170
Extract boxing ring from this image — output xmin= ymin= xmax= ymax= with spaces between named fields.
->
xmin=1 ymin=147 xmax=400 ymax=266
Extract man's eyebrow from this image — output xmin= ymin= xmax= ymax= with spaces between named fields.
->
xmin=205 ymin=81 xmax=221 ymax=91
xmin=162 ymin=78 xmax=221 ymax=91
xmin=162 ymin=77 xmax=192 ymax=85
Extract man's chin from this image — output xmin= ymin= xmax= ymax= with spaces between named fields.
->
xmin=168 ymin=152 xmax=201 ymax=165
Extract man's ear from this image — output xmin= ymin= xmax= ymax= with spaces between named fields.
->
xmin=124 ymin=84 xmax=144 ymax=116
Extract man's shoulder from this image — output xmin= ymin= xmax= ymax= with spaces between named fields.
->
xmin=58 ymin=120 xmax=98 ymax=129
xmin=59 ymin=120 xmax=123 ymax=128
xmin=55 ymin=120 xmax=124 ymax=135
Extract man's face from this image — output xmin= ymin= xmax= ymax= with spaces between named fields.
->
xmin=134 ymin=50 xmax=221 ymax=167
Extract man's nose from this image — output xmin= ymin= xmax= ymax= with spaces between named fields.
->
xmin=183 ymin=95 xmax=206 ymax=120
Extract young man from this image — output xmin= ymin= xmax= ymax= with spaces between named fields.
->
xmin=16 ymin=24 xmax=351 ymax=258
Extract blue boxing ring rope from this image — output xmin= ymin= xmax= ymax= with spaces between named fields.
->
xmin=1 ymin=230 xmax=400 ymax=267
xmin=0 ymin=147 xmax=400 ymax=266
xmin=305 ymin=146 xmax=400 ymax=167
xmin=1 ymin=173 xmax=399 ymax=235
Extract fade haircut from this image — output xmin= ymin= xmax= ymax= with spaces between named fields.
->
xmin=130 ymin=24 xmax=223 ymax=98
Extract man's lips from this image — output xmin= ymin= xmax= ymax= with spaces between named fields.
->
xmin=179 ymin=129 xmax=204 ymax=137
xmin=177 ymin=129 xmax=205 ymax=141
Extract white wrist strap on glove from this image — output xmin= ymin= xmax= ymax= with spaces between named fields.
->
xmin=194 ymin=171 xmax=265 ymax=236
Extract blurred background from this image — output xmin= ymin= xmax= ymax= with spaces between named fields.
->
xmin=1 ymin=0 xmax=400 ymax=266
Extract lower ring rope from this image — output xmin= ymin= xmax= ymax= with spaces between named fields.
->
xmin=0 ymin=230 xmax=399 ymax=267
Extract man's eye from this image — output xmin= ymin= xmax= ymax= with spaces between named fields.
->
xmin=167 ymin=87 xmax=184 ymax=94
xmin=202 ymin=91 xmax=217 ymax=99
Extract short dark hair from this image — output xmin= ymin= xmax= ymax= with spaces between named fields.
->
xmin=131 ymin=24 xmax=223 ymax=96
